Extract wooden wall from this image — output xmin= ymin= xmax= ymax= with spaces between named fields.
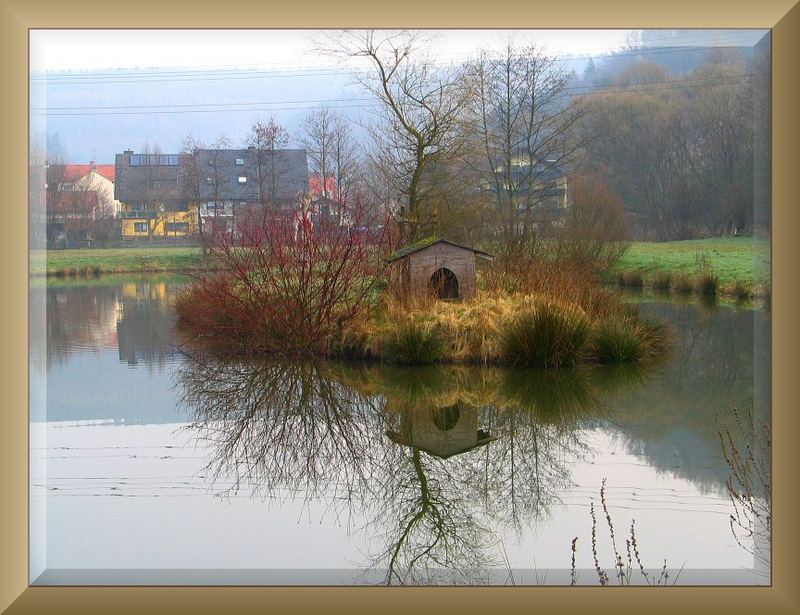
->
xmin=406 ymin=243 xmax=477 ymax=300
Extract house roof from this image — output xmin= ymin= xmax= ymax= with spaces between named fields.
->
xmin=385 ymin=237 xmax=494 ymax=263
xmin=63 ymin=164 xmax=116 ymax=183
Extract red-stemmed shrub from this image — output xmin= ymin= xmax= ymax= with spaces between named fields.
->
xmin=176 ymin=196 xmax=389 ymax=356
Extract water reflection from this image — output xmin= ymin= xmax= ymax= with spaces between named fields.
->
xmin=177 ymin=356 xmax=648 ymax=584
xmin=611 ymin=301 xmax=769 ymax=491
xmin=39 ymin=277 xmax=184 ymax=372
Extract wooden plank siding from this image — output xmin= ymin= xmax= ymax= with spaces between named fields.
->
xmin=407 ymin=242 xmax=478 ymax=300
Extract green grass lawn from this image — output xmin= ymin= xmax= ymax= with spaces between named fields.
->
xmin=30 ymin=247 xmax=204 ymax=276
xmin=612 ymin=237 xmax=770 ymax=287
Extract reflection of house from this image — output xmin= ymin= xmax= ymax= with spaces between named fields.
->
xmin=116 ymin=281 xmax=179 ymax=367
xmin=115 ymin=150 xmax=196 ymax=238
xmin=386 ymin=238 xmax=493 ymax=301
xmin=386 ymin=403 xmax=496 ymax=459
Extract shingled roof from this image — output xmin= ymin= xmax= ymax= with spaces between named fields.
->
xmin=385 ymin=237 xmax=494 ymax=263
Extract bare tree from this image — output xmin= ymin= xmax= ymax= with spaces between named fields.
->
xmin=302 ymin=107 xmax=335 ymax=200
xmin=466 ymin=42 xmax=584 ymax=258
xmin=247 ymin=117 xmax=290 ymax=207
xmin=331 ymin=113 xmax=362 ymax=206
xmin=201 ymin=135 xmax=233 ymax=242
xmin=323 ymin=30 xmax=471 ymax=242
xmin=139 ymin=141 xmax=168 ymax=244
xmin=181 ymin=133 xmax=208 ymax=252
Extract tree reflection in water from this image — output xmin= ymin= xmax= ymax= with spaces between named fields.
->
xmin=176 ymin=355 xmax=649 ymax=585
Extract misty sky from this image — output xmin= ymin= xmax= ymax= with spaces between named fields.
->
xmin=31 ymin=29 xmax=640 ymax=72
xmin=29 ymin=29 xmax=768 ymax=163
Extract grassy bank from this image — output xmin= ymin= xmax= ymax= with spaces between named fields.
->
xmin=611 ymin=237 xmax=770 ymax=297
xmin=179 ymin=285 xmax=669 ymax=368
xmin=30 ymin=247 xmax=205 ymax=276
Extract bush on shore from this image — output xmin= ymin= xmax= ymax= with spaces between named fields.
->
xmin=499 ymin=297 xmax=590 ymax=368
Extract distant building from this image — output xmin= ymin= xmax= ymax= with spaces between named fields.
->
xmin=484 ymin=156 xmax=569 ymax=226
xmin=386 ymin=237 xmax=493 ymax=301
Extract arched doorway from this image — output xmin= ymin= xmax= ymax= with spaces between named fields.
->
xmin=429 ymin=268 xmax=459 ymax=299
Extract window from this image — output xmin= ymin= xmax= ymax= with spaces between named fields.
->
xmin=150 ymin=179 xmax=177 ymax=190
xmin=235 ymin=158 xmax=245 ymax=166
xmin=165 ymin=222 xmax=189 ymax=233
xmin=130 ymin=154 xmax=179 ymax=166
xmin=133 ymin=222 xmax=148 ymax=233
xmin=206 ymin=177 xmax=214 ymax=185
xmin=238 ymin=176 xmax=247 ymax=184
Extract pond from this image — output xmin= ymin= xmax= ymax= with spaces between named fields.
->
xmin=29 ymin=275 xmax=771 ymax=585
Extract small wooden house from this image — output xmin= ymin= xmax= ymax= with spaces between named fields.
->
xmin=386 ymin=238 xmax=493 ymax=301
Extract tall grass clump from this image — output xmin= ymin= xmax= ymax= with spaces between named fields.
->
xmin=591 ymin=317 xmax=647 ymax=364
xmin=728 ymin=279 xmax=754 ymax=301
xmin=590 ymin=315 xmax=667 ymax=364
xmin=670 ymin=272 xmax=693 ymax=294
xmin=384 ymin=319 xmax=445 ymax=365
xmin=650 ymin=271 xmax=672 ymax=291
xmin=694 ymin=271 xmax=718 ymax=296
xmin=499 ymin=297 xmax=590 ymax=368
xmin=617 ymin=269 xmax=644 ymax=288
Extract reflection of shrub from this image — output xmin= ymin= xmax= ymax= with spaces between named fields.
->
xmin=385 ymin=320 xmax=445 ymax=365
xmin=500 ymin=297 xmax=590 ymax=368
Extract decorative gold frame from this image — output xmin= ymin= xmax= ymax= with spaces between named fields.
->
xmin=2 ymin=1 xmax=798 ymax=612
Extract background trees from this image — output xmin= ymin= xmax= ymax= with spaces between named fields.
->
xmin=576 ymin=51 xmax=757 ymax=240
xmin=247 ymin=117 xmax=290 ymax=206
xmin=466 ymin=43 xmax=584 ymax=258
xmin=326 ymin=30 xmax=472 ymax=243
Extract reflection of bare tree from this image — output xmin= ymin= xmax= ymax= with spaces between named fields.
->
xmin=178 ymin=357 xmax=386 ymax=510
xmin=176 ymin=356 xmax=646 ymax=584
xmin=367 ymin=445 xmax=498 ymax=585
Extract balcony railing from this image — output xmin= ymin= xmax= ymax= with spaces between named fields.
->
xmin=117 ymin=211 xmax=154 ymax=219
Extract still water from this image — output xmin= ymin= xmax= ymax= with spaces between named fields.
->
xmin=29 ymin=276 xmax=771 ymax=585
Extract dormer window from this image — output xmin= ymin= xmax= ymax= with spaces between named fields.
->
xmin=235 ymin=158 xmax=245 ymax=166
xmin=206 ymin=177 xmax=213 ymax=184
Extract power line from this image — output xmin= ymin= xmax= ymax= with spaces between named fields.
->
xmin=31 ymin=74 xmax=759 ymax=117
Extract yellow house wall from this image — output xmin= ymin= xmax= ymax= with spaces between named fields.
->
xmin=120 ymin=210 xmax=198 ymax=237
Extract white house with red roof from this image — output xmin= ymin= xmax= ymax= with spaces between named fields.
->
xmin=47 ymin=161 xmax=121 ymax=218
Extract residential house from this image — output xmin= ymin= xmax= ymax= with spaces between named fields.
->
xmin=114 ymin=150 xmax=196 ymax=238
xmin=46 ymin=162 xmax=120 ymax=246
xmin=193 ymin=147 xmax=309 ymax=235
xmin=484 ymin=154 xmax=570 ymax=232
